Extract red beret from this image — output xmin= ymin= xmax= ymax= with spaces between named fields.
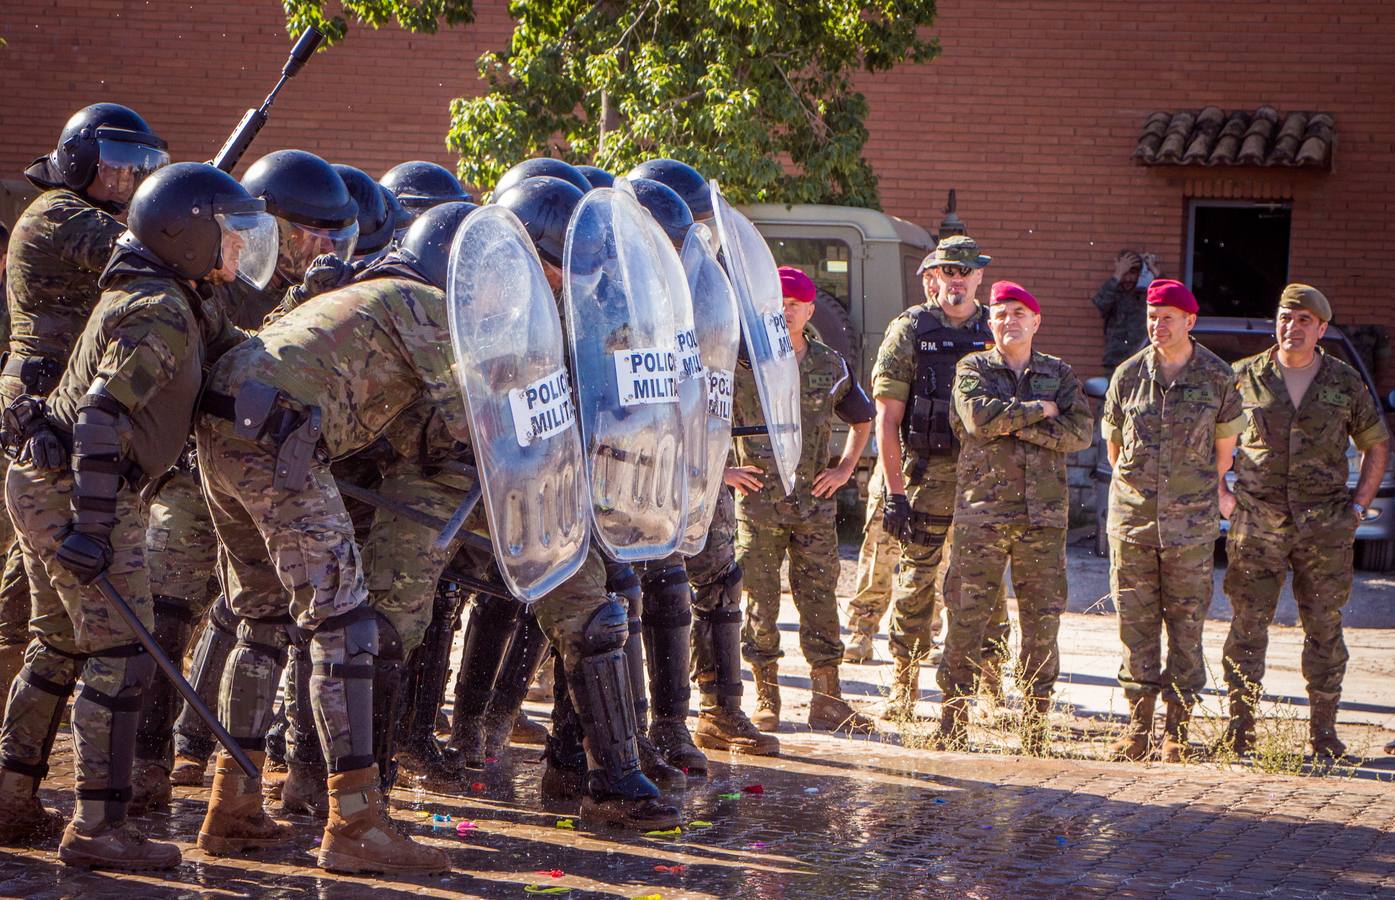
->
xmin=1146 ymin=278 xmax=1199 ymax=314
xmin=778 ymin=266 xmax=816 ymax=303
xmin=989 ymin=280 xmax=1040 ymax=314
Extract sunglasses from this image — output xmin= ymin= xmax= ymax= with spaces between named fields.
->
xmin=935 ymin=264 xmax=973 ymax=277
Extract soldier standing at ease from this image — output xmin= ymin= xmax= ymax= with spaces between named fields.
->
xmin=870 ymin=235 xmax=1009 ymax=716
xmin=1220 ymin=284 xmax=1389 ymax=759
xmin=936 ymin=282 xmax=1092 ymax=750
xmin=1102 ymin=279 xmax=1244 ymax=762
xmin=734 ymin=266 xmax=876 ymax=734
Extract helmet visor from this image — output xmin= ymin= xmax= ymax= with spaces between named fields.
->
xmin=278 ymin=219 xmax=359 ymax=279
xmin=217 ymin=211 xmax=279 ymax=290
xmin=94 ymin=138 xmax=170 ymax=205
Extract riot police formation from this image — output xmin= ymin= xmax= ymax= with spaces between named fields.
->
xmin=0 ymin=98 xmax=1388 ymax=881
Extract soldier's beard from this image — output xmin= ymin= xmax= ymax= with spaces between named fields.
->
xmin=939 ymin=288 xmax=970 ymax=309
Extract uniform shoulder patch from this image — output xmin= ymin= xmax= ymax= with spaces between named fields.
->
xmin=957 ymin=373 xmax=982 ymax=393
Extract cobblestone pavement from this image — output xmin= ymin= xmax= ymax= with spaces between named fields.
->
xmin=1 ymin=549 xmax=1393 ymax=898
xmin=1 ymin=732 xmax=1393 ymax=898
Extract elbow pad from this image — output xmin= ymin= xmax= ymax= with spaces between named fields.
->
xmin=835 ymin=380 xmax=876 ymax=425
xmin=70 ymin=388 xmax=130 ymax=537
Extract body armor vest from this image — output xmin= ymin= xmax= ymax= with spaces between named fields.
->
xmin=902 ymin=305 xmax=992 ymax=458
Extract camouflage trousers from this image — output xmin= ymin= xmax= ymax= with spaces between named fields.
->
xmin=686 ymin=486 xmax=740 ymax=691
xmin=939 ymin=522 xmax=1066 ymax=700
xmin=136 ymin=468 xmax=222 ymax=769
xmin=196 ymin=416 xmax=369 ymax=765
xmin=0 ymin=460 xmax=156 ymax=818
xmin=0 ymin=380 xmax=32 ymax=682
xmin=1110 ymin=537 xmax=1214 ymax=705
xmin=1222 ymin=523 xmax=1355 ymax=699
xmin=736 ymin=500 xmax=843 ymax=668
xmin=887 ymin=471 xmax=954 ymax=663
xmin=845 ymin=463 xmax=898 ymax=640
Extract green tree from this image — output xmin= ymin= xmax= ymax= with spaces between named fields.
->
xmin=451 ymin=1 xmax=938 ymax=206
xmin=283 ymin=0 xmax=474 ymax=44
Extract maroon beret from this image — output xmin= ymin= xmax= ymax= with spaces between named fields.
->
xmin=989 ymin=280 xmax=1040 ymax=314
xmin=1146 ymin=278 xmax=1199 ymax=314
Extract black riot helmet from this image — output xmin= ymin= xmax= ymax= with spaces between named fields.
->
xmin=394 ymin=201 xmax=479 ymax=291
xmin=629 ymin=177 xmax=694 ymax=248
xmin=383 ymin=186 xmax=411 ymax=244
xmin=333 ymin=164 xmax=395 ymax=257
xmin=379 ymin=160 xmax=473 ymax=218
xmin=242 ymin=150 xmax=359 ymax=278
xmin=575 ymin=165 xmax=614 ymax=190
xmin=493 ymin=158 xmax=591 ymax=199
xmin=494 ymin=176 xmax=584 ymax=269
xmin=626 ymin=158 xmax=710 ymax=220
xmin=121 ymin=162 xmax=278 ymax=287
xmin=26 ymin=103 xmax=169 ymax=210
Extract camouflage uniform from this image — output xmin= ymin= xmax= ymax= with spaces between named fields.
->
xmin=0 ymin=268 xmax=241 ymax=832
xmin=1103 ymin=341 xmax=1244 ymax=703
xmin=0 ymin=189 xmax=124 ymax=693
xmin=196 ymin=276 xmax=613 ymax=766
xmin=735 ymin=340 xmax=870 ymax=668
xmin=1092 ymin=277 xmax=1147 ymax=369
xmin=938 ymin=350 xmax=1092 ymax=701
xmin=871 ymin=302 xmax=994 ymax=664
xmin=1222 ymin=348 xmax=1389 ymax=700
xmin=844 ymin=461 xmax=898 ymax=645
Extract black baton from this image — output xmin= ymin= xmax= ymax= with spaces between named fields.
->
xmin=94 ymin=574 xmax=257 ymax=778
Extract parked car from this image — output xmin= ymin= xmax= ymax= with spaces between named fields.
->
xmin=1083 ymin=318 xmax=1395 ymax=571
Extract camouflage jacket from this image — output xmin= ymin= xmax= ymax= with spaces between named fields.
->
xmin=206 ymin=276 xmax=468 ymax=459
xmin=871 ymin=302 xmax=991 ymax=486
xmin=1230 ymin=347 xmax=1390 ymax=540
xmin=733 ymin=337 xmax=866 ymax=520
xmin=48 ymin=272 xmax=245 ymax=479
xmin=1103 ymin=340 xmax=1245 ymax=547
xmin=1092 ymin=277 xmax=1147 ymax=368
xmin=950 ymin=348 xmax=1093 ymax=528
xmin=5 ymin=189 xmax=124 ymax=364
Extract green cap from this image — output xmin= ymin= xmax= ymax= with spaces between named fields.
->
xmin=1279 ymin=283 xmax=1331 ymax=323
xmin=917 ymin=235 xmax=991 ymax=274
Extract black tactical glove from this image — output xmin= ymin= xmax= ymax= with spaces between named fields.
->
xmin=882 ymin=493 xmax=913 ymax=542
xmin=20 ymin=424 xmax=68 ymax=471
xmin=55 ymin=526 xmax=113 ymax=585
xmin=289 ymin=253 xmax=354 ymax=305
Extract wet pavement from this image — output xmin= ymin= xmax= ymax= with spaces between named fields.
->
xmin=3 ymin=733 xmax=1395 ymax=898
xmin=3 ymin=546 xmax=1395 ymax=897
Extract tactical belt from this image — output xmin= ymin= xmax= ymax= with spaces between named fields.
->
xmin=200 ymin=386 xmax=324 ymax=491
xmin=200 ymin=389 xmax=303 ymax=440
xmin=0 ymin=352 xmax=62 ymax=394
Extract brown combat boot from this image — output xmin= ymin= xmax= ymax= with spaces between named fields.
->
xmin=881 ymin=658 xmax=919 ymax=720
xmin=280 ymin=759 xmax=328 ymax=819
xmin=58 ymin=821 xmax=181 ymax=871
xmin=1160 ymin=700 xmax=1192 ymax=763
xmin=128 ymin=760 xmax=172 ymax=816
xmin=808 ymin=665 xmax=877 ymax=733
xmin=649 ymin=716 xmax=709 ymax=778
xmin=932 ymin=696 xmax=970 ymax=750
xmin=169 ymin=753 xmax=207 ymax=787
xmin=751 ymin=662 xmax=781 ymax=732
xmin=694 ymin=692 xmax=780 ymax=756
xmin=977 ymin=656 xmax=1006 ymax=706
xmin=1109 ymin=694 xmax=1156 ymax=761
xmin=842 ymin=629 xmax=876 ymax=665
xmin=511 ymin=712 xmax=549 ymax=746
xmin=1222 ymin=688 xmax=1257 ymax=756
xmin=318 ymin=766 xmax=450 ymax=874
xmin=1021 ymin=696 xmax=1052 ymax=756
xmin=1308 ymin=693 xmax=1347 ymax=760
xmin=197 ymin=752 xmax=293 ymax=855
xmin=0 ymin=767 xmax=65 ymax=845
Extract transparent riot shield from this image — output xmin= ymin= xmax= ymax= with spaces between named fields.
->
xmin=563 ymin=187 xmax=686 ymax=561
xmin=445 ymin=205 xmax=589 ymax=601
xmin=616 ymin=176 xmax=708 ymax=557
xmin=709 ymin=181 xmax=802 ymax=495
xmin=677 ymin=222 xmax=742 ymax=554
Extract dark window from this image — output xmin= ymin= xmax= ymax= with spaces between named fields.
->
xmin=1185 ymin=201 xmax=1292 ymax=317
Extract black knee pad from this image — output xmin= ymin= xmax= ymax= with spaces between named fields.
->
xmin=579 ymin=599 xmax=629 ymax=657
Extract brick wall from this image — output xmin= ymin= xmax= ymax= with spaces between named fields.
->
xmin=2 ymin=0 xmax=1392 ymax=388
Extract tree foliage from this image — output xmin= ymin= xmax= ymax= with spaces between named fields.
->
xmin=283 ymin=0 xmax=474 ymax=44
xmin=282 ymin=1 xmax=940 ymax=207
xmin=450 ymin=1 xmax=938 ymax=207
